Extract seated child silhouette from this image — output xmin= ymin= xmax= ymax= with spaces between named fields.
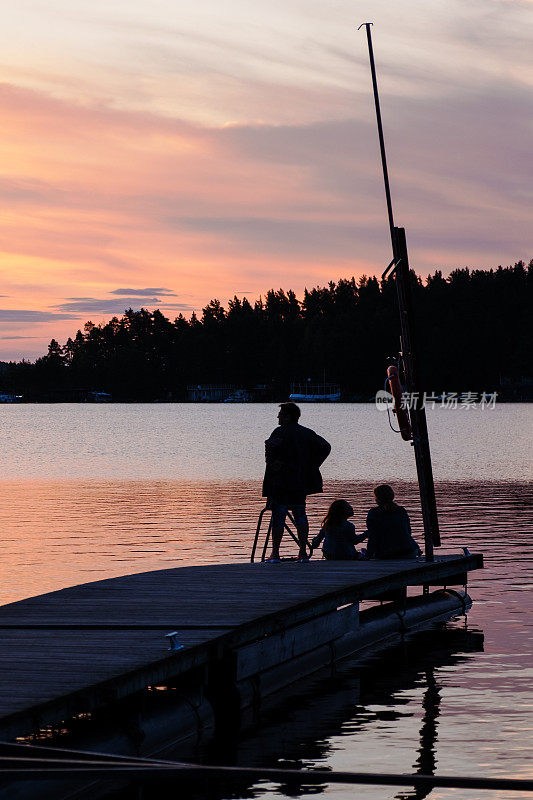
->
xmin=312 ymin=499 xmax=367 ymax=560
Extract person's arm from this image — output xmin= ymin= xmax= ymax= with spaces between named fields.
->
xmin=402 ymin=508 xmax=421 ymax=555
xmin=265 ymin=428 xmax=284 ymax=468
xmin=311 ymin=527 xmax=326 ymax=549
xmin=345 ymin=522 xmax=367 ymax=545
xmin=365 ymin=511 xmax=377 ymax=557
xmin=312 ymin=433 xmax=331 ymax=466
xmin=403 ymin=508 xmax=412 ymax=535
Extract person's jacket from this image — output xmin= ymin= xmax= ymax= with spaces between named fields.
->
xmin=312 ymin=520 xmax=367 ymax=559
xmin=366 ymin=503 xmax=420 ymax=559
xmin=262 ymin=422 xmax=331 ymax=500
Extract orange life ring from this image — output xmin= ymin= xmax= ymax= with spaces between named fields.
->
xmin=386 ymin=365 xmax=412 ymax=441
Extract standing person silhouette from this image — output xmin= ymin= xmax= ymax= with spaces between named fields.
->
xmin=262 ymin=402 xmax=331 ymax=562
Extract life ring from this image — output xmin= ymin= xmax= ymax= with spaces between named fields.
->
xmin=386 ymin=365 xmax=412 ymax=441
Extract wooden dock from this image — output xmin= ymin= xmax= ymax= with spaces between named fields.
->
xmin=0 ymin=553 xmax=482 ymax=745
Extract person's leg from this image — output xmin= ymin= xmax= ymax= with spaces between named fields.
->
xmin=291 ymin=504 xmax=309 ymax=559
xmin=269 ymin=501 xmax=287 ymax=559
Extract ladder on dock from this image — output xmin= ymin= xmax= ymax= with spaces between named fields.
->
xmin=250 ymin=506 xmax=314 ymax=562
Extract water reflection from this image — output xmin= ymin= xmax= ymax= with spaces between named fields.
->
xmin=402 ymin=668 xmax=441 ymax=800
xmin=114 ymin=625 xmax=484 ymax=800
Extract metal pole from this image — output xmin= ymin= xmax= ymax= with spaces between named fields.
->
xmin=359 ymin=23 xmax=440 ymax=557
xmin=394 ymin=228 xmax=440 ymax=554
xmin=358 ymin=22 xmax=395 ymax=244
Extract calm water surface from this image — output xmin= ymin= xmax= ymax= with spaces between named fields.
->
xmin=0 ymin=403 xmax=532 ymax=800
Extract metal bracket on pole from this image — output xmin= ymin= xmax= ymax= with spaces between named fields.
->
xmin=382 ymin=258 xmax=401 ymax=280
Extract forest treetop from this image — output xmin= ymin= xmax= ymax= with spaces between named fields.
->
xmin=2 ymin=260 xmax=531 ymax=400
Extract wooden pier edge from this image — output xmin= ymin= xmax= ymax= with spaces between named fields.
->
xmin=0 ymin=554 xmax=482 ymax=744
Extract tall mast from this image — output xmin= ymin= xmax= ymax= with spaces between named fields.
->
xmin=359 ymin=22 xmax=441 ymax=559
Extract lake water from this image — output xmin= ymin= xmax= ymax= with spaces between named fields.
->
xmin=0 ymin=403 xmax=532 ymax=799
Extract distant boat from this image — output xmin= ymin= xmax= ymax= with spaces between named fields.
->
xmin=223 ymin=389 xmax=251 ymax=403
xmin=289 ymin=382 xmax=341 ymax=402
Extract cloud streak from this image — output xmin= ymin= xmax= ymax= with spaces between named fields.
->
xmin=54 ymin=297 xmax=192 ymax=314
xmin=110 ymin=287 xmax=177 ymax=296
xmin=0 ymin=310 xmax=80 ymax=322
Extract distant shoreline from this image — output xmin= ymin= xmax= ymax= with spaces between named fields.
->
xmin=2 ymin=399 xmax=531 ymax=405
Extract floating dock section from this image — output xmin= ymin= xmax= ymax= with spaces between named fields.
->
xmin=0 ymin=553 xmax=482 ymax=758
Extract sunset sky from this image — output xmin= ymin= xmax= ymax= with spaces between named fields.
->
xmin=1 ymin=0 xmax=531 ymax=360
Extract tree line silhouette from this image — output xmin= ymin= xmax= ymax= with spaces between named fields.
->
xmin=1 ymin=260 xmax=531 ymax=401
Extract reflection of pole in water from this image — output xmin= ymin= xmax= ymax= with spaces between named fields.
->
xmin=196 ymin=628 xmax=482 ymax=800
xmin=396 ymin=668 xmax=441 ymax=800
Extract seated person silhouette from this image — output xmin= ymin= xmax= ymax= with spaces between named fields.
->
xmin=366 ymin=484 xmax=421 ymax=559
xmin=312 ymin=500 xmax=367 ymax=560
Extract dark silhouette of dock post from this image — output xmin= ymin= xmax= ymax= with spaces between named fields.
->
xmin=393 ymin=227 xmax=441 ymax=558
